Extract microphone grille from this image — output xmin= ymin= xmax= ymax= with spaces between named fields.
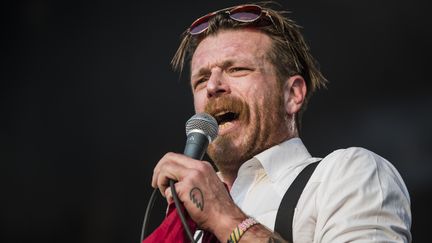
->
xmin=185 ymin=113 xmax=219 ymax=142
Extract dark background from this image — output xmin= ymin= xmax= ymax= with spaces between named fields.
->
xmin=2 ymin=0 xmax=431 ymax=242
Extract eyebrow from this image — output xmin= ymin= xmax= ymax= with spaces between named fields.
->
xmin=191 ymin=67 xmax=211 ymax=81
xmin=191 ymin=59 xmax=244 ymax=80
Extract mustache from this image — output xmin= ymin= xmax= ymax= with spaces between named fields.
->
xmin=204 ymin=95 xmax=250 ymax=122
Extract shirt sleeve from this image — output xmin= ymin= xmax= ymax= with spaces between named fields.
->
xmin=314 ymin=147 xmax=412 ymax=242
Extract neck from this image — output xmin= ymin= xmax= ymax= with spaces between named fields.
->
xmin=218 ymin=134 xmax=298 ymax=190
xmin=217 ymin=171 xmax=237 ymax=190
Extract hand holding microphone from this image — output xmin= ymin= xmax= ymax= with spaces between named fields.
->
xmin=142 ymin=113 xmax=218 ymax=242
xmin=151 ymin=113 xmax=247 ymax=237
xmin=152 ymin=113 xmax=218 ymax=200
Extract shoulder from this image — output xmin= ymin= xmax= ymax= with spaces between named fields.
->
xmin=307 ymin=147 xmax=412 ymax=241
xmin=311 ymin=147 xmax=411 ymax=215
xmin=321 ymin=147 xmax=390 ymax=170
xmin=316 ymin=147 xmax=407 ymax=190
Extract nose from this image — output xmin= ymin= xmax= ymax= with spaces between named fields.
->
xmin=206 ymin=68 xmax=230 ymax=98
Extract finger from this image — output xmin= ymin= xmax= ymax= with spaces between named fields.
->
xmin=155 ymin=161 xmax=194 ymax=197
xmin=156 ymin=164 xmax=188 ymax=190
xmin=164 ymin=182 xmax=188 ymax=205
xmin=165 ymin=181 xmax=188 ymax=204
xmin=152 ymin=152 xmax=205 ymax=188
xmin=162 ymin=152 xmax=205 ymax=167
xmin=151 ymin=153 xmax=172 ymax=188
xmin=165 ymin=186 xmax=173 ymax=204
xmin=152 ymin=153 xmax=178 ymax=189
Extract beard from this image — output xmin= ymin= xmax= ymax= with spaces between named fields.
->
xmin=204 ymin=88 xmax=289 ymax=177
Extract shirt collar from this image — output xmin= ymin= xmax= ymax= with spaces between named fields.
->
xmin=239 ymin=137 xmax=312 ymax=183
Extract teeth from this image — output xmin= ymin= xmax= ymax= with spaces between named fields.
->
xmin=219 ymin=121 xmax=233 ymax=131
xmin=215 ymin=111 xmax=229 ymax=117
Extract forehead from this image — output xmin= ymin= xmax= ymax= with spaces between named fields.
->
xmin=191 ymin=29 xmax=272 ymax=72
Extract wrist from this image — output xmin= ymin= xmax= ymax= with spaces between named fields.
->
xmin=226 ymin=217 xmax=258 ymax=243
xmin=209 ymin=210 xmax=247 ymax=241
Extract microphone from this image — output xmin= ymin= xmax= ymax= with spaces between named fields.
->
xmin=184 ymin=113 xmax=219 ymax=160
xmin=140 ymin=113 xmax=218 ymax=243
xmin=167 ymin=113 xmax=218 ymax=242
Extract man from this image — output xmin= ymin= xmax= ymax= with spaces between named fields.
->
xmin=151 ymin=3 xmax=411 ymax=242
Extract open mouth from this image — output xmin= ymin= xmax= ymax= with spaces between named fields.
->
xmin=214 ymin=111 xmax=239 ymax=126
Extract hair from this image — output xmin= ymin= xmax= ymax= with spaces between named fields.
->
xmin=171 ymin=2 xmax=327 ymax=131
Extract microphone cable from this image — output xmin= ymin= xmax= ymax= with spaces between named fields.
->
xmin=139 ymin=185 xmax=200 ymax=243
xmin=140 ymin=188 xmax=158 ymax=241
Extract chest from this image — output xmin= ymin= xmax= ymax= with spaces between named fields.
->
xmin=230 ymin=168 xmax=320 ymax=242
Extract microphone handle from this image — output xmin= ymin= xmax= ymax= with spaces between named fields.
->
xmin=183 ymin=132 xmax=209 ymax=160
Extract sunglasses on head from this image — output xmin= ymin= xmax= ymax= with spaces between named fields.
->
xmin=188 ymin=4 xmax=274 ymax=36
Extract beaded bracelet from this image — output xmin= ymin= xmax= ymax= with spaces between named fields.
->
xmin=227 ymin=217 xmax=258 ymax=243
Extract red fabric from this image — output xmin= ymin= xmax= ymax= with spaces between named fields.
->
xmin=143 ymin=203 xmax=218 ymax=243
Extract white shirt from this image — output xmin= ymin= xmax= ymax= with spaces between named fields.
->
xmin=230 ymin=138 xmax=411 ymax=242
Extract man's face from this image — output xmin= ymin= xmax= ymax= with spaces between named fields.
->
xmin=190 ymin=29 xmax=291 ymax=175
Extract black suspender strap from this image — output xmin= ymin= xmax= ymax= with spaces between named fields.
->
xmin=274 ymin=160 xmax=321 ymax=242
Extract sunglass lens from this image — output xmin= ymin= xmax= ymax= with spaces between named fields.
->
xmin=190 ymin=14 xmax=214 ymax=35
xmin=230 ymin=5 xmax=261 ymax=22
xmin=190 ymin=21 xmax=210 ymax=35
xmin=189 ymin=5 xmax=264 ymax=35
xmin=230 ymin=12 xmax=261 ymax=22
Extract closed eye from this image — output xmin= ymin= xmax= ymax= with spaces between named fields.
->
xmin=229 ymin=67 xmax=248 ymax=72
xmin=192 ymin=76 xmax=209 ymax=91
xmin=227 ymin=67 xmax=252 ymax=76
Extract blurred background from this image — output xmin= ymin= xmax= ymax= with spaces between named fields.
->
xmin=2 ymin=0 xmax=431 ymax=242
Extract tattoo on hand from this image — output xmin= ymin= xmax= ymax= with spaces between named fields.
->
xmin=189 ymin=187 xmax=204 ymax=211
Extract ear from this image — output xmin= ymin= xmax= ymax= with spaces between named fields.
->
xmin=283 ymin=75 xmax=307 ymax=115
